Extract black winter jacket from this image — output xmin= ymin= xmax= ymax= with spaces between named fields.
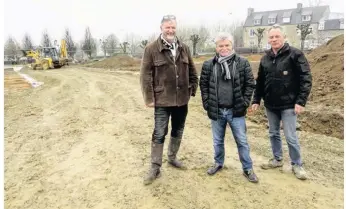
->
xmin=199 ymin=54 xmax=255 ymax=120
xmin=252 ymin=43 xmax=312 ymax=110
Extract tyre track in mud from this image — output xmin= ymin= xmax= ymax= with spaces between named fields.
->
xmin=4 ymin=67 xmax=344 ymax=209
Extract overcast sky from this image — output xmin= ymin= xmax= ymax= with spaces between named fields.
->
xmin=4 ymin=0 xmax=344 ymax=45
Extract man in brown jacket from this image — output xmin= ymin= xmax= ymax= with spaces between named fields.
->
xmin=140 ymin=15 xmax=198 ymax=185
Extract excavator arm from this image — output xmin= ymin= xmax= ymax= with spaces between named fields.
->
xmin=60 ymin=39 xmax=68 ymax=59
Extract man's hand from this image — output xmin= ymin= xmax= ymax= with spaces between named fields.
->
xmin=252 ymin=104 xmax=259 ymax=112
xmin=294 ymin=104 xmax=304 ymax=115
xmin=146 ymin=102 xmax=154 ymax=108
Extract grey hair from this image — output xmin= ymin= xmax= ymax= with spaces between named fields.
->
xmin=214 ymin=32 xmax=234 ymax=45
xmin=268 ymin=24 xmax=285 ymax=35
xmin=161 ymin=15 xmax=177 ymax=24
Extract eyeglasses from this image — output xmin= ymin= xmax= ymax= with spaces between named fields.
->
xmin=162 ymin=15 xmax=176 ymax=20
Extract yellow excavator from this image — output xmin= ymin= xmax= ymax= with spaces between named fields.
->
xmin=21 ymin=39 xmax=69 ymax=70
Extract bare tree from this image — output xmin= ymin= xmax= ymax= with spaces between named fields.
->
xmin=124 ymin=33 xmax=141 ymax=55
xmin=195 ymin=25 xmax=210 ymax=53
xmin=176 ymin=24 xmax=210 ymax=52
xmin=233 ymin=24 xmax=244 ymax=48
xmin=190 ymin=34 xmax=200 ymax=56
xmin=212 ymin=20 xmax=244 ymax=48
xmin=176 ymin=25 xmax=194 ymax=44
xmin=82 ymin=27 xmax=96 ymax=58
xmin=4 ymin=36 xmax=20 ymax=60
xmin=297 ymin=23 xmax=313 ymax=50
xmin=254 ymin=28 xmax=266 ymax=49
xmin=140 ymin=40 xmax=149 ymax=49
xmin=22 ymin=33 xmax=34 ymax=49
xmin=119 ymin=42 xmax=129 ymax=54
xmin=41 ymin=29 xmax=52 ymax=47
xmin=64 ymin=28 xmax=77 ymax=58
xmin=106 ymin=34 xmax=118 ymax=55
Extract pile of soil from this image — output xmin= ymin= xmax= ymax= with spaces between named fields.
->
xmin=306 ymin=34 xmax=344 ymax=109
xmin=86 ymin=55 xmax=141 ymax=70
xmin=248 ymin=34 xmax=344 ymax=139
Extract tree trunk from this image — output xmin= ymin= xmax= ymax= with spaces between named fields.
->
xmin=193 ymin=43 xmax=197 ymax=56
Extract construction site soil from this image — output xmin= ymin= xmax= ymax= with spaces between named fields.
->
xmin=85 ymin=55 xmax=141 ymax=71
xmin=4 ymin=35 xmax=343 ymax=209
xmin=84 ymin=36 xmax=344 ymax=139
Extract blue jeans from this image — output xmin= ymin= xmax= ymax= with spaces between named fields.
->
xmin=211 ymin=108 xmax=253 ymax=171
xmin=266 ymin=108 xmax=302 ymax=166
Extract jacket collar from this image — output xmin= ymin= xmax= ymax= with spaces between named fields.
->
xmin=157 ymin=34 xmax=182 ymax=52
xmin=265 ymin=43 xmax=290 ymax=58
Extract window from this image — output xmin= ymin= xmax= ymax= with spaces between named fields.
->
xmin=250 ymin=41 xmax=255 ymax=48
xmin=253 ymin=19 xmax=261 ymax=25
xmin=268 ymin=18 xmax=276 ymax=24
xmin=302 ymin=15 xmax=311 ymax=22
xmin=318 ymin=22 xmax=325 ymax=30
xmin=283 ymin=17 xmax=290 ymax=23
xmin=249 ymin=29 xmax=255 ymax=37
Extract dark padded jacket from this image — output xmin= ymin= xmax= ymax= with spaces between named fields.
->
xmin=199 ymin=54 xmax=255 ymax=120
xmin=252 ymin=43 xmax=312 ymax=110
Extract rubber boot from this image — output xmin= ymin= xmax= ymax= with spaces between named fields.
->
xmin=143 ymin=142 xmax=164 ymax=185
xmin=167 ymin=137 xmax=187 ymax=169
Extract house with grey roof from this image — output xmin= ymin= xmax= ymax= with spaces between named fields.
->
xmin=242 ymin=3 xmax=342 ymax=50
xmin=318 ymin=18 xmax=344 ymax=44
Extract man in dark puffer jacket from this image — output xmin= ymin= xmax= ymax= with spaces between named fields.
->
xmin=199 ymin=32 xmax=258 ymax=183
xmin=252 ymin=24 xmax=312 ymax=180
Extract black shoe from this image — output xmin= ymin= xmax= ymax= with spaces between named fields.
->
xmin=243 ymin=169 xmax=259 ymax=183
xmin=207 ymin=164 xmax=223 ymax=175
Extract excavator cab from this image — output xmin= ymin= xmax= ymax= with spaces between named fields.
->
xmin=20 ymin=39 xmax=69 ymax=70
xmin=42 ymin=47 xmax=61 ymax=68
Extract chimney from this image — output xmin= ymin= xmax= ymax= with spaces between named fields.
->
xmin=297 ymin=3 xmax=302 ymax=12
xmin=248 ymin=8 xmax=254 ymax=16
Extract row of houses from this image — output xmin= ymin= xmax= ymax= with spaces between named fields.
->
xmin=242 ymin=3 xmax=344 ymax=49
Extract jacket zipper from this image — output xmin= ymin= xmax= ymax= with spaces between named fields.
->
xmin=232 ymin=61 xmax=236 ymax=114
xmin=213 ymin=63 xmax=219 ymax=118
xmin=174 ymin=59 xmax=178 ymax=106
xmin=271 ymin=52 xmax=280 ymax=108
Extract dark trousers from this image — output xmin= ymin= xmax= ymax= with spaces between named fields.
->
xmin=152 ymin=105 xmax=188 ymax=144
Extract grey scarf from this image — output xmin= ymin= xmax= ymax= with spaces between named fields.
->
xmin=217 ymin=51 xmax=235 ymax=80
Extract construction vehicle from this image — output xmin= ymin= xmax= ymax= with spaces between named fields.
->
xmin=20 ymin=39 xmax=69 ymax=70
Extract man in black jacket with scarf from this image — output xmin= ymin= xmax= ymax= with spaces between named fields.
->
xmin=199 ymin=32 xmax=258 ymax=183
xmin=252 ymin=24 xmax=312 ymax=180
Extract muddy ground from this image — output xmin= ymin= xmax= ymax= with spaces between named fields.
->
xmin=4 ymin=66 xmax=344 ymax=209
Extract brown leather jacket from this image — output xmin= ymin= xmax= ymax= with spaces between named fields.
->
xmin=140 ymin=36 xmax=198 ymax=107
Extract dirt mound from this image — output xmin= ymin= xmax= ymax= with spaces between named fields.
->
xmin=86 ymin=55 xmax=141 ymax=70
xmin=308 ymin=34 xmax=344 ymax=56
xmin=249 ymin=35 xmax=344 ymax=139
xmin=307 ymin=34 xmax=344 ymax=109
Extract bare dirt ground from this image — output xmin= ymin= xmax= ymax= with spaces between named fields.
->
xmin=4 ymin=66 xmax=344 ymax=209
